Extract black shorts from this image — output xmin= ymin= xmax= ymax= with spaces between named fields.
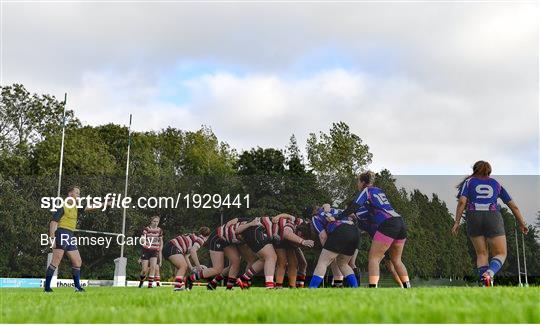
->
xmin=163 ymin=242 xmax=182 ymax=259
xmin=206 ymin=230 xmax=229 ymax=252
xmin=273 ymin=239 xmax=295 ymax=250
xmin=466 ymin=211 xmax=505 ymax=238
xmin=141 ymin=248 xmax=159 ymax=260
xmin=377 ymin=217 xmax=407 ymax=240
xmin=323 ymin=223 xmax=360 ymax=256
xmin=243 ymin=226 xmax=273 ymax=253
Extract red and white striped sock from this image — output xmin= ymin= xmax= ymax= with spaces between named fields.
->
xmin=156 ymin=275 xmax=161 ymax=286
xmin=241 ymin=267 xmax=255 ymax=281
xmin=210 ymin=274 xmax=224 ymax=286
xmin=148 ymin=276 xmax=154 ymax=288
xmin=265 ymin=275 xmax=274 ymax=289
xmin=226 ymin=277 xmax=236 ymax=289
xmin=174 ymin=276 xmax=184 ymax=289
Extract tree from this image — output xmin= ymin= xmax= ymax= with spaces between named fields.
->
xmin=306 ymin=121 xmax=372 ymax=204
xmin=0 ymin=84 xmax=79 ymax=177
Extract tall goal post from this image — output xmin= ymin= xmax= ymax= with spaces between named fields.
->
xmin=47 ymin=93 xmax=68 ymax=286
xmin=114 ymin=114 xmax=132 ymax=287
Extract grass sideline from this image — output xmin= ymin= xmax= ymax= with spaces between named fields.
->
xmin=1 ymin=286 xmax=539 ymax=323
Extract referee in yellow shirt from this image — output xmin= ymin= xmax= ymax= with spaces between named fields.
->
xmin=44 ymin=186 xmax=107 ymax=292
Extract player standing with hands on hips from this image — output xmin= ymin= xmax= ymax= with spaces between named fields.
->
xmin=452 ymin=160 xmax=528 ymax=286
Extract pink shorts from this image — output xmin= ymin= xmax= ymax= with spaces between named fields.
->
xmin=373 ymin=231 xmax=406 ymax=246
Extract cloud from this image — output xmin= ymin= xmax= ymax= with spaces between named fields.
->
xmin=2 ymin=2 xmax=538 ymax=174
xmin=56 ymin=68 xmax=537 ymax=175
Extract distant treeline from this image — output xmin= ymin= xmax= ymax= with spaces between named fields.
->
xmin=1 ymin=84 xmax=539 ymax=281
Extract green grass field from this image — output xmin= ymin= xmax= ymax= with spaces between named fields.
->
xmin=1 ymin=286 xmax=539 ymax=323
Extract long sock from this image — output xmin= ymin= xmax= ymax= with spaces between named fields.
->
xmin=45 ymin=264 xmax=57 ymax=290
xmin=241 ymin=267 xmax=255 ymax=281
xmin=296 ymin=273 xmax=306 ymax=288
xmin=72 ymin=267 xmax=82 ymax=290
xmin=209 ymin=274 xmax=224 ymax=288
xmin=309 ymin=275 xmax=323 ymax=288
xmin=265 ymin=275 xmax=274 ymax=289
xmin=344 ymin=274 xmax=358 ymax=288
xmin=174 ymin=276 xmax=184 ymax=289
xmin=487 ymin=258 xmax=503 ymax=276
xmin=332 ymin=279 xmax=343 ymax=288
xmin=226 ymin=277 xmax=236 ymax=290
xmin=148 ymin=276 xmax=154 ymax=288
xmin=477 ymin=265 xmax=489 ymax=281
xmin=156 ymin=275 xmax=161 ymax=287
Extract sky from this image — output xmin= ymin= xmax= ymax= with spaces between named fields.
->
xmin=395 ymin=175 xmax=539 ymax=224
xmin=1 ymin=1 xmax=539 ymax=177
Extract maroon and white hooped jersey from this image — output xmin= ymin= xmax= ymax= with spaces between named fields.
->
xmin=142 ymin=226 xmax=163 ymax=251
xmin=260 ymin=216 xmax=297 ymax=241
xmin=170 ymin=233 xmax=207 ymax=254
xmin=216 ymin=222 xmax=246 ymax=244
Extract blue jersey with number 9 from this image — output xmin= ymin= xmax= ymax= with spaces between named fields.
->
xmin=458 ymin=177 xmax=512 ymax=211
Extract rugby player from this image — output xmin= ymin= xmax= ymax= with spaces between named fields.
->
xmin=138 ymin=216 xmax=163 ymax=288
xmin=341 ymin=171 xmax=410 ymax=288
xmin=273 ymin=217 xmax=313 ymax=288
xmin=44 ymin=186 xmax=109 ymax=293
xmin=356 ymin=206 xmax=402 ymax=287
xmin=308 ymin=205 xmax=359 ymax=288
xmin=452 ymin=161 xmax=528 ymax=286
xmin=163 ymin=227 xmax=211 ymax=291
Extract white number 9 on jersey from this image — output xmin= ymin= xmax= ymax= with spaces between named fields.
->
xmin=475 ymin=184 xmax=494 ymax=199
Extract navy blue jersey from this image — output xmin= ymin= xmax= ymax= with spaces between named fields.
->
xmin=458 ymin=177 xmax=512 ymax=211
xmin=355 ymin=207 xmax=377 ymax=237
xmin=312 ymin=207 xmax=345 ymax=234
xmin=342 ymin=186 xmax=400 ymax=228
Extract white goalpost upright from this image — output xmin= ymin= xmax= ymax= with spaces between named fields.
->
xmin=514 ymin=219 xmax=529 ymax=287
xmin=47 ymin=93 xmax=67 ymax=287
xmin=520 ymin=230 xmax=529 ymax=287
xmin=114 ymin=114 xmax=132 ymax=287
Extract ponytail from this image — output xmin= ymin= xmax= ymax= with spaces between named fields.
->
xmin=457 ymin=160 xmax=492 ymax=188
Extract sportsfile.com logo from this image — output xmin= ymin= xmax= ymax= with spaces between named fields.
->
xmin=40 ymin=193 xmax=251 ymax=211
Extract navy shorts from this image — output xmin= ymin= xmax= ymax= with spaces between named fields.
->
xmin=243 ymin=226 xmax=273 ymax=253
xmin=206 ymin=230 xmax=229 ymax=252
xmin=466 ymin=211 xmax=505 ymax=238
xmin=55 ymin=228 xmax=78 ymax=251
xmin=324 ymin=223 xmax=359 ymax=256
xmin=141 ymin=248 xmax=159 ymax=260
